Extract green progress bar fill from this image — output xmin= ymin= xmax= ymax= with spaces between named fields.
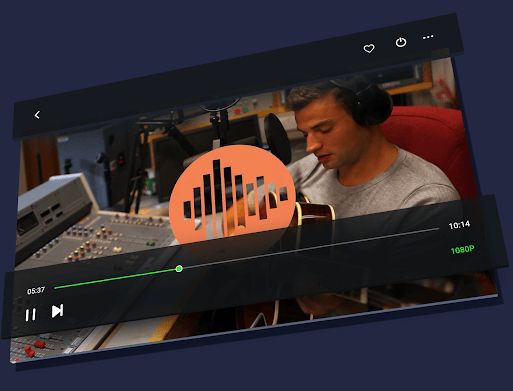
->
xmin=54 ymin=264 xmax=183 ymax=290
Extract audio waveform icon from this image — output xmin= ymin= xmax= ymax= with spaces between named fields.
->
xmin=169 ymin=145 xmax=296 ymax=244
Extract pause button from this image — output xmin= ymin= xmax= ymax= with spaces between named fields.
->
xmin=25 ymin=308 xmax=36 ymax=322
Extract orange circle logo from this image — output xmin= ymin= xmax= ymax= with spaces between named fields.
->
xmin=169 ymin=145 xmax=296 ymax=244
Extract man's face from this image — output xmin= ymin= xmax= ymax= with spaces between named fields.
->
xmin=295 ymin=92 xmax=369 ymax=170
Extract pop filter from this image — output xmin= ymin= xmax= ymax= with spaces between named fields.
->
xmin=264 ymin=113 xmax=291 ymax=165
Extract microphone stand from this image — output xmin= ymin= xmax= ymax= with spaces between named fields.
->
xmin=201 ymin=98 xmax=239 ymax=149
xmin=124 ymin=125 xmax=149 ymax=214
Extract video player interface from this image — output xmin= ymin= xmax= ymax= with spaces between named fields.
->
xmin=3 ymin=14 xmax=508 ymax=364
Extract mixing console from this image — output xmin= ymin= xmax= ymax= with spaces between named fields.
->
xmin=17 ymin=211 xmax=175 ymax=270
xmin=11 ymin=174 xmax=177 ymax=363
xmin=10 ymin=329 xmax=95 ymax=362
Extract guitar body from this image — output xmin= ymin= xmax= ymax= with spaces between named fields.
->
xmin=236 ymin=193 xmax=335 ymax=328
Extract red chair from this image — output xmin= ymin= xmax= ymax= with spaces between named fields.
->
xmin=381 ymin=106 xmax=478 ymax=199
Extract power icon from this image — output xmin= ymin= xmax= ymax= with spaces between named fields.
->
xmin=395 ymin=37 xmax=407 ymax=48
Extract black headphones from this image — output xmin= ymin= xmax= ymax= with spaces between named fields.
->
xmin=329 ymin=76 xmax=393 ymax=126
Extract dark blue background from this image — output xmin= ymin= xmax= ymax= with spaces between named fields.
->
xmin=1 ymin=1 xmax=511 ymax=389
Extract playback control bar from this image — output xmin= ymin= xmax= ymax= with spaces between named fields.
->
xmin=2 ymin=196 xmax=508 ymax=338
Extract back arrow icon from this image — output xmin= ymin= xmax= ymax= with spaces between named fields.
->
xmin=34 ymin=110 xmax=40 ymax=119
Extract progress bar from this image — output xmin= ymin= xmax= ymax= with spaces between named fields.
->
xmin=54 ymin=265 xmax=183 ymax=290
xmin=53 ymin=227 xmax=439 ymax=290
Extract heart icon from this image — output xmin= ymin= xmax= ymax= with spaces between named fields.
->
xmin=363 ymin=44 xmax=375 ymax=53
